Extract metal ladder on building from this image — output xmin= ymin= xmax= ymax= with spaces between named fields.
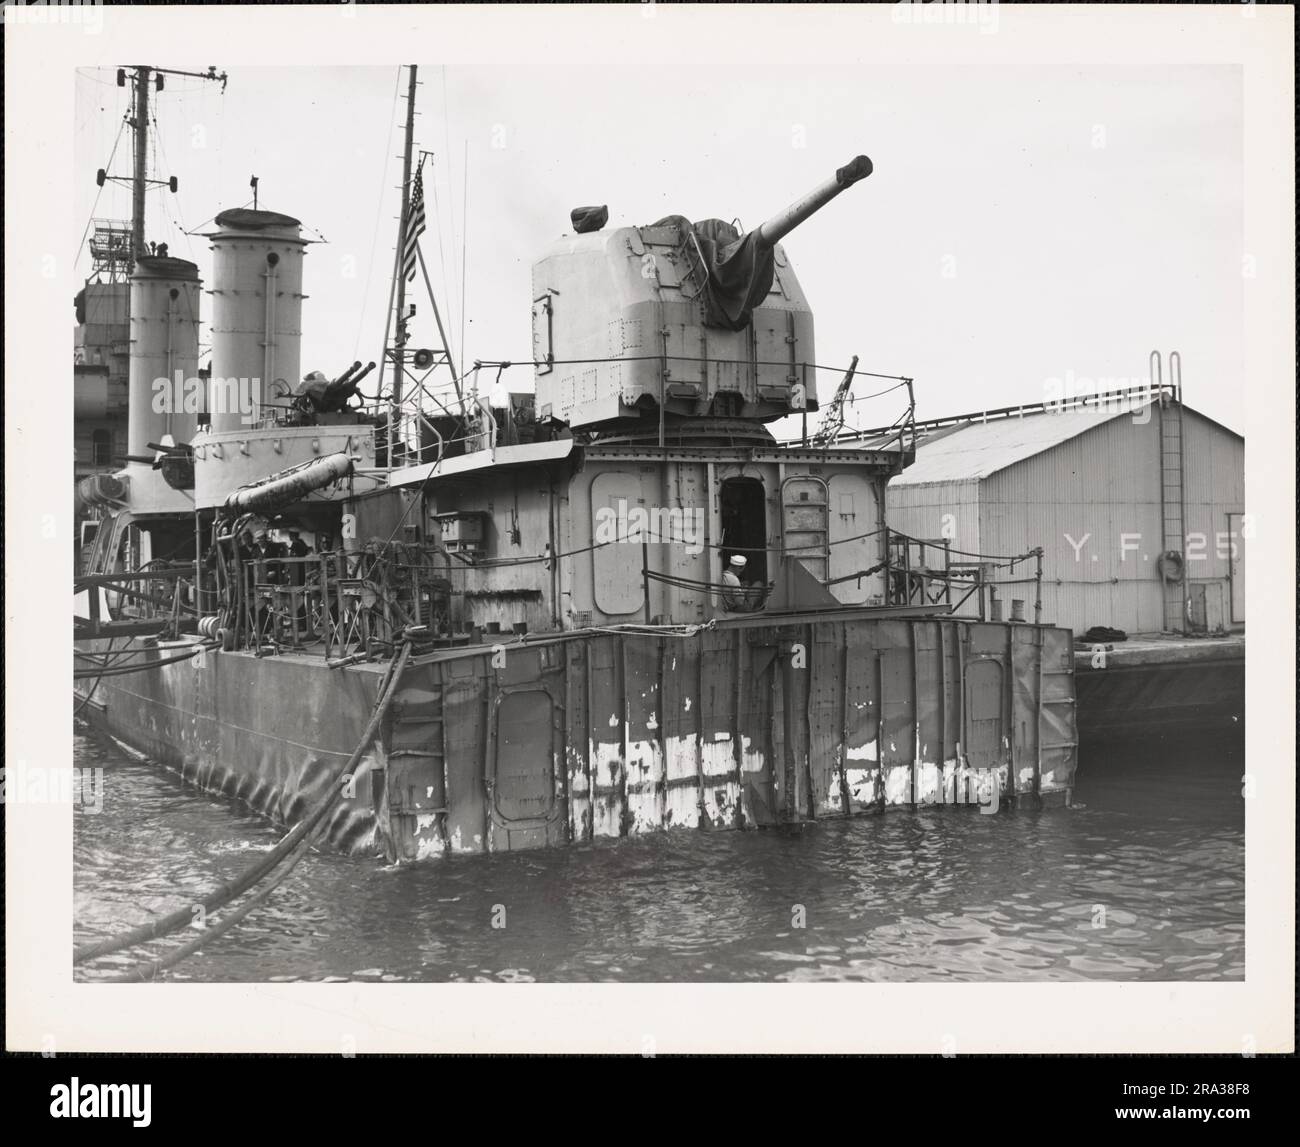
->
xmin=1153 ymin=351 xmax=1186 ymax=633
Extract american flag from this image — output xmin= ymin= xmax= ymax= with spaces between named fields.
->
xmin=401 ymin=169 xmax=427 ymax=282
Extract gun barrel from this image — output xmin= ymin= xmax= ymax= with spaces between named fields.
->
xmin=757 ymin=155 xmax=872 ymax=248
xmin=333 ymin=360 xmax=364 ymax=387
xmin=321 ymin=361 xmax=376 ymax=405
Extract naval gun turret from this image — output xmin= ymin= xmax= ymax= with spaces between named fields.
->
xmin=531 ymin=155 xmax=872 ymax=430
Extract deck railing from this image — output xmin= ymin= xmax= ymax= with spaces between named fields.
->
xmin=885 ymin=530 xmax=1043 ymax=623
xmin=208 ymin=542 xmax=544 ymax=660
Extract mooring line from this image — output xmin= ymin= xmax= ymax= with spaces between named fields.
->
xmin=74 ymin=641 xmax=413 ymax=970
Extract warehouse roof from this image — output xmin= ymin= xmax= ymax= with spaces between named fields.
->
xmin=873 ymin=395 xmax=1244 ymax=487
xmin=838 ymin=386 xmax=1245 ymax=486
xmin=886 ymin=405 xmax=1130 ymax=485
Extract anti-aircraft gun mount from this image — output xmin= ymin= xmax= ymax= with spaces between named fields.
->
xmin=531 ymin=155 xmax=873 ymax=436
xmin=290 ymin=360 xmax=378 ymax=422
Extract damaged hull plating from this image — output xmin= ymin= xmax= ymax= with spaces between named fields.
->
xmin=76 ymin=615 xmax=1078 ymax=861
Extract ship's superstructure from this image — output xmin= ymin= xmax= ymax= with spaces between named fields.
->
xmin=73 ymin=221 xmax=133 ymax=489
xmin=75 ymin=66 xmax=1078 ymax=862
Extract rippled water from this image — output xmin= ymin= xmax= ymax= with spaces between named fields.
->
xmin=73 ymin=725 xmax=1244 ymax=982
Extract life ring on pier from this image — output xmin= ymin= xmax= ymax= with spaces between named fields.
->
xmin=1157 ymin=550 xmax=1185 ymax=584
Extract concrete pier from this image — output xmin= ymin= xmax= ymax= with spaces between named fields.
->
xmin=1074 ymin=633 xmax=1244 ymax=736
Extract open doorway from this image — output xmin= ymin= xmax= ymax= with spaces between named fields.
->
xmin=720 ymin=476 xmax=767 ymax=588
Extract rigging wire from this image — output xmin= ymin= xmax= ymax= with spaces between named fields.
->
xmin=846 ymin=381 xmax=909 ymax=403
xmin=212 ymin=64 xmax=227 ymax=185
xmin=76 ymin=111 xmax=130 ymax=272
xmin=149 ymin=106 xmax=159 ymax=220
xmin=183 ymin=197 xmax=255 ymax=238
xmin=468 ymin=354 xmax=909 ymax=381
xmin=460 ymin=138 xmax=468 ymax=383
xmin=150 ymin=103 xmax=197 ymax=265
xmin=440 ymin=66 xmax=459 ymax=382
xmin=354 ymin=66 xmax=403 ymax=362
xmin=429 ymin=161 xmax=456 ymax=380
xmin=427 ymin=162 xmax=458 ymax=382
xmin=74 ymin=66 xmax=121 ymax=88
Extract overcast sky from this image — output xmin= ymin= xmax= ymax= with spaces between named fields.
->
xmin=76 ymin=60 xmax=1244 ymax=434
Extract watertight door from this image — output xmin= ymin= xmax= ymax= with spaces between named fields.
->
xmin=590 ymin=471 xmax=647 ymax=617
xmin=781 ymin=476 xmax=830 ymax=583
xmin=490 ymin=686 xmax=558 ymax=825
xmin=963 ymin=658 xmax=1004 ymax=772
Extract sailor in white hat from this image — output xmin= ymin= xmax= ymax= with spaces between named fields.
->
xmin=720 ymin=554 xmax=748 ymax=611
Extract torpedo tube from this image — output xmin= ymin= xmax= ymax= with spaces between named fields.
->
xmin=222 ymin=452 xmax=353 ymax=513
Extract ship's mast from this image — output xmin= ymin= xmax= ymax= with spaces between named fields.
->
xmin=393 ymin=64 xmax=418 ymax=411
xmin=106 ymin=66 xmax=228 ymax=261
xmin=131 ymin=67 xmax=151 ymax=260
xmin=378 ymin=65 xmax=464 ymax=464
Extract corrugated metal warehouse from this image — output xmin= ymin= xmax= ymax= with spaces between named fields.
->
xmin=879 ymin=390 xmax=1245 ymax=636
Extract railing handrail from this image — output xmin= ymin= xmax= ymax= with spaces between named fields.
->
xmin=884 ymin=528 xmax=1043 ymax=622
xmin=844 ymin=380 xmax=1177 ymax=442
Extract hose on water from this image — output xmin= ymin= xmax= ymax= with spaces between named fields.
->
xmin=74 ymin=637 xmax=121 ymax=718
xmin=98 ymin=831 xmax=319 ymax=984
xmin=73 ymin=641 xmax=413 ymax=970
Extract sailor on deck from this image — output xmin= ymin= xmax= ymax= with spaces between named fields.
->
xmin=255 ymin=529 xmax=286 ymax=584
xmin=720 ymin=554 xmax=749 ymax=611
xmin=286 ymin=529 xmax=311 ymax=587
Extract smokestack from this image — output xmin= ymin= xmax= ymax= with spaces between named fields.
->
xmin=127 ymin=256 xmax=201 ymax=457
xmin=207 ymin=208 xmax=306 ymax=434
